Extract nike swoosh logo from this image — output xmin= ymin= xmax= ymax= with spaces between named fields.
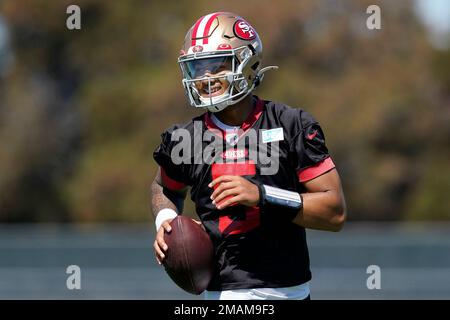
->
xmin=307 ymin=130 xmax=318 ymax=140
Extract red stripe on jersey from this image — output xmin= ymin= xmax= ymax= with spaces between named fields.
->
xmin=191 ymin=16 xmax=204 ymax=46
xmin=161 ymin=168 xmax=187 ymax=191
xmin=298 ymin=157 xmax=335 ymax=183
xmin=202 ymin=12 xmax=222 ymax=44
xmin=241 ymin=98 xmax=264 ymax=132
xmin=211 ymin=161 xmax=256 ymax=207
xmin=219 ymin=206 xmax=260 ymax=236
xmin=211 ymin=161 xmax=256 ymax=179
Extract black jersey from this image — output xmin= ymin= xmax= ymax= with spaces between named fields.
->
xmin=153 ymin=96 xmax=335 ymax=291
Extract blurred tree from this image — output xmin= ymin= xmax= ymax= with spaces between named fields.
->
xmin=0 ymin=0 xmax=448 ymax=222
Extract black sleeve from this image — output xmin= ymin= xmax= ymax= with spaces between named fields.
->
xmin=290 ymin=110 xmax=333 ymax=177
xmin=153 ymin=126 xmax=191 ymax=186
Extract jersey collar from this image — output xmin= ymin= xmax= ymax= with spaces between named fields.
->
xmin=204 ymin=96 xmax=265 ymax=135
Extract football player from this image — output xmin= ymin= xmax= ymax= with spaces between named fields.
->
xmin=151 ymin=12 xmax=347 ymax=300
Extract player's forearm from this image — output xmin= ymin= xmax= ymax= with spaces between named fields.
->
xmin=150 ymin=177 xmax=185 ymax=219
xmin=292 ymin=190 xmax=346 ymax=232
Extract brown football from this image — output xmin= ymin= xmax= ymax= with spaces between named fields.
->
xmin=163 ymin=215 xmax=214 ymax=295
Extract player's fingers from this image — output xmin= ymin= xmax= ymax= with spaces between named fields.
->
xmin=210 ymin=183 xmax=226 ymax=200
xmin=153 ymin=240 xmax=165 ymax=261
xmin=210 ymin=181 xmax=236 ymax=200
xmin=217 ymin=195 xmax=242 ymax=210
xmin=161 ymin=220 xmax=172 ymax=233
xmin=156 ymin=231 xmax=168 ymax=251
xmin=213 ymin=187 xmax=239 ymax=206
xmin=154 ymin=249 xmax=162 ymax=265
xmin=208 ymin=175 xmax=235 ymax=188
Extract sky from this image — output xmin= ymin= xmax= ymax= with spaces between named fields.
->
xmin=415 ymin=0 xmax=450 ymax=49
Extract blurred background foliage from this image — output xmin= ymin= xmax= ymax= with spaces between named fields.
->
xmin=0 ymin=0 xmax=448 ymax=222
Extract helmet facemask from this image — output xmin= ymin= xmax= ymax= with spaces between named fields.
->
xmin=178 ymin=46 xmax=256 ymax=113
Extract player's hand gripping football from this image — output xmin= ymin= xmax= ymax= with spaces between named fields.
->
xmin=154 ymin=218 xmax=203 ymax=265
xmin=209 ymin=175 xmax=260 ymax=210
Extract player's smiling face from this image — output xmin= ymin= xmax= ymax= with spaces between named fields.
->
xmin=195 ymin=73 xmax=230 ymax=98
xmin=190 ymin=57 xmax=232 ymax=98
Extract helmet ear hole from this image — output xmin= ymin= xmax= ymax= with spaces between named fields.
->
xmin=238 ymin=80 xmax=248 ymax=91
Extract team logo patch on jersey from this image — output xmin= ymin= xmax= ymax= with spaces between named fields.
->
xmin=221 ymin=149 xmax=248 ymax=160
xmin=233 ymin=19 xmax=256 ymax=40
xmin=262 ymin=128 xmax=284 ymax=143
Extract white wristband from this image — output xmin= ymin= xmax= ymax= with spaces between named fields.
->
xmin=262 ymin=184 xmax=303 ymax=210
xmin=155 ymin=208 xmax=178 ymax=231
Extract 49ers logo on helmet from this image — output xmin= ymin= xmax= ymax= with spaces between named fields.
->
xmin=192 ymin=45 xmax=203 ymax=53
xmin=233 ymin=19 xmax=256 ymax=40
xmin=217 ymin=43 xmax=232 ymax=50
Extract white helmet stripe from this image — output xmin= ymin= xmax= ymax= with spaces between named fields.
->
xmin=191 ymin=12 xmax=220 ymax=46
